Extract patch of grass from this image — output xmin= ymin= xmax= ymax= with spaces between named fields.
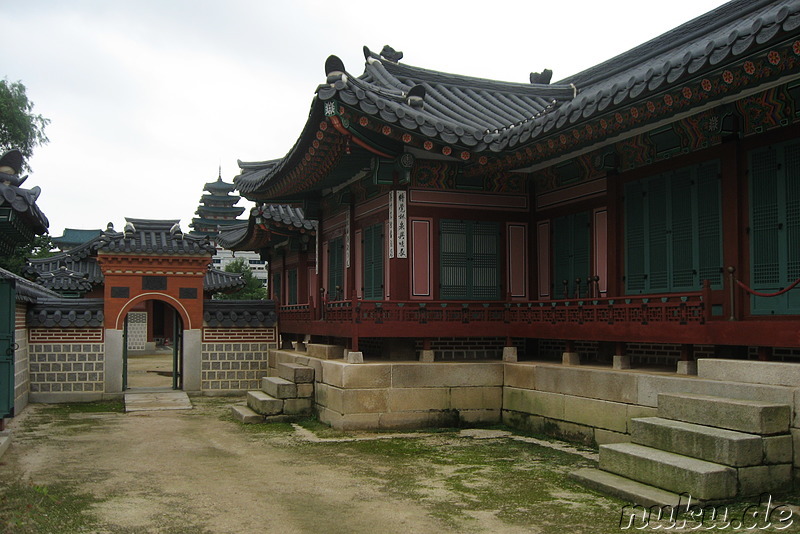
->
xmin=0 ymin=482 xmax=101 ymax=534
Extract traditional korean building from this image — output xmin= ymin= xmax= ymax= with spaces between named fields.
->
xmin=220 ymin=0 xmax=800 ymax=367
xmin=0 ymin=149 xmax=51 ymax=425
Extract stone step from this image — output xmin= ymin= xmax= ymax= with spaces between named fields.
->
xmin=658 ymin=393 xmax=790 ymax=435
xmin=600 ymin=442 xmax=737 ymax=501
xmin=284 ymin=398 xmax=313 ymax=416
xmin=571 ymin=468 xmax=693 ymax=508
xmin=247 ymin=390 xmax=283 ymax=415
xmin=306 ymin=344 xmax=346 ymax=360
xmin=277 ymin=362 xmax=315 ymax=384
xmin=261 ymin=377 xmax=297 ymax=399
xmin=231 ymin=404 xmax=265 ymax=424
xmin=631 ymin=417 xmax=762 ymax=467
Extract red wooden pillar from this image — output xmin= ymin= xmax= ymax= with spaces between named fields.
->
xmin=680 ymin=344 xmax=695 ymax=362
xmin=757 ymin=346 xmax=772 ymax=361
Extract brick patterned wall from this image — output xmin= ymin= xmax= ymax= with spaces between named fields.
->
xmin=202 ymin=327 xmax=277 ymax=343
xmin=201 ymin=342 xmax=276 ymax=391
xmin=15 ymin=306 xmax=25 ymax=330
xmin=29 ymin=328 xmax=104 ymax=343
xmin=29 ymin=338 xmax=105 ymax=394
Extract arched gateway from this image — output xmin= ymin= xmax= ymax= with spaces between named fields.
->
xmin=25 ymin=218 xmax=277 ymax=396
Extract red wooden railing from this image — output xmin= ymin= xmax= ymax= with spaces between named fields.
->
xmin=278 ymin=290 xmax=707 ymax=327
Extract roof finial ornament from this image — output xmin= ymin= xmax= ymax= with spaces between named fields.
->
xmin=325 ymin=55 xmax=347 ymax=84
xmin=218 ymin=163 xmax=222 ymax=180
xmin=406 ymin=85 xmax=426 ymax=109
xmin=106 ymin=221 xmax=114 ymax=232
xmin=530 ymin=69 xmax=553 ymax=85
xmin=123 ymin=220 xmax=136 ymax=237
xmin=169 ymin=222 xmax=183 ymax=238
xmin=380 ymin=45 xmax=403 ymax=63
xmin=0 ymin=149 xmax=26 ymax=186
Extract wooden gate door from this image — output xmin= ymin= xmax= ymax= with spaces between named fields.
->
xmin=0 ymin=278 xmax=17 ymax=418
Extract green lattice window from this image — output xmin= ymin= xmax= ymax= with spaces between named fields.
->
xmin=552 ymin=212 xmax=590 ymax=298
xmin=749 ymin=140 xmax=800 ymax=315
xmin=440 ymin=220 xmax=500 ymax=300
xmin=624 ymin=161 xmax=722 ymax=294
xmin=328 ymin=236 xmax=344 ymax=300
xmin=362 ymin=223 xmax=384 ymax=300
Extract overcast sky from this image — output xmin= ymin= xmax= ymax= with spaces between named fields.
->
xmin=4 ymin=0 xmax=729 ymax=239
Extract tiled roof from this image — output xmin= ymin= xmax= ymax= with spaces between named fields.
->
xmin=36 ymin=266 xmax=94 ymax=294
xmin=196 ymin=205 xmax=245 ymax=217
xmin=233 ymin=0 xmax=800 ymax=198
xmin=0 ymin=266 xmax=60 ymax=303
xmin=215 ymin=206 xmax=317 ymax=250
xmin=28 ymin=256 xmax=242 ymax=294
xmin=200 ymin=194 xmax=241 ymax=206
xmin=203 ymin=299 xmax=277 ymax=328
xmin=204 ymin=176 xmax=237 ymax=194
xmin=99 ymin=218 xmax=217 ymax=255
xmin=52 ymin=228 xmax=103 ymax=249
xmin=25 ymin=253 xmax=104 ymax=285
xmin=234 ymin=51 xmax=575 ymax=196
xmin=204 ymin=267 xmax=246 ymax=292
xmin=494 ymin=0 xmax=800 ymax=150
xmin=214 ymin=222 xmax=250 ymax=249
xmin=234 ymin=159 xmax=282 ymax=195
xmin=258 ymin=205 xmax=316 ymax=231
xmin=320 ymin=46 xmax=577 ymax=151
xmin=27 ymin=298 xmax=104 ymax=328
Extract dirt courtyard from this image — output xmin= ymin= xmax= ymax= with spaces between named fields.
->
xmin=1 ymin=397 xmax=630 ymax=533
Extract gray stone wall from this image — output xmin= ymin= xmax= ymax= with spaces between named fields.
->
xmin=28 ymin=328 xmax=105 ymax=396
xmin=14 ymin=304 xmax=29 ymax=413
xmin=201 ymin=341 xmax=276 ymax=392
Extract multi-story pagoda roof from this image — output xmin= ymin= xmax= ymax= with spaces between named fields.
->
xmin=190 ymin=174 xmax=246 ymax=237
xmin=233 ymin=0 xmax=800 ymax=201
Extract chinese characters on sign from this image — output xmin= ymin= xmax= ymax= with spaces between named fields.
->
xmin=396 ymin=190 xmax=407 ymax=258
xmin=345 ymin=216 xmax=351 ymax=268
xmin=388 ymin=192 xmax=395 ymax=259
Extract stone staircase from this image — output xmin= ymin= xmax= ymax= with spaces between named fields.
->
xmin=574 ymin=392 xmax=793 ymax=506
xmin=231 ymin=362 xmax=315 ymax=423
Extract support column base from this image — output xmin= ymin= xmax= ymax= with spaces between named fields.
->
xmin=345 ymin=351 xmax=364 ymax=364
xmin=502 ymin=346 xmax=518 ymax=363
xmin=419 ymin=350 xmax=435 ymax=362
xmin=562 ymin=352 xmax=580 ymax=366
xmin=613 ymin=355 xmax=631 ymax=370
xmin=294 ymin=341 xmax=307 ymax=352
xmin=676 ymin=361 xmax=697 ymax=375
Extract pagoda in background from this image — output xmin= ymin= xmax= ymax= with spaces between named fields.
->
xmin=190 ymin=170 xmax=267 ymax=288
xmin=190 ymin=171 xmax=245 ymax=237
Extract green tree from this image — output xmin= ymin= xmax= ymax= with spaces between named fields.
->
xmin=214 ymin=257 xmax=268 ymax=300
xmin=0 ymin=234 xmax=56 ymax=275
xmin=0 ymin=78 xmax=50 ymax=170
